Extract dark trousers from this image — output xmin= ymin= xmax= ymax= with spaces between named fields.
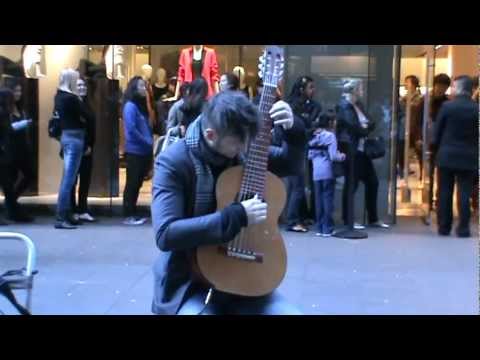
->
xmin=342 ymin=151 xmax=379 ymax=224
xmin=413 ymin=141 xmax=423 ymax=180
xmin=397 ymin=139 xmax=423 ymax=179
xmin=123 ymin=153 xmax=152 ymax=218
xmin=314 ymin=179 xmax=335 ymax=234
xmin=177 ymin=286 xmax=301 ymax=315
xmin=306 ymin=159 xmax=315 ymax=220
xmin=438 ymin=167 xmax=475 ymax=236
xmin=286 ymin=174 xmax=307 ymax=227
xmin=10 ymin=152 xmax=34 ymax=200
xmin=0 ymin=164 xmax=19 ymax=217
xmin=397 ymin=139 xmax=405 ymax=177
xmin=70 ymin=154 xmax=93 ymax=214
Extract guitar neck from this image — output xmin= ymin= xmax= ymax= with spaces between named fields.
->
xmin=239 ymin=83 xmax=278 ymax=199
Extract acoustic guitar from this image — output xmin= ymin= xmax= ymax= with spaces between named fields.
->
xmin=195 ymin=46 xmax=287 ymax=297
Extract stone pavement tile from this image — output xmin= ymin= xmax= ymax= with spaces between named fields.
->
xmin=2 ymin=216 xmax=478 ymax=315
xmin=296 ymin=278 xmax=364 ymax=315
xmin=25 ymin=267 xmax=145 ymax=315
xmin=299 ymin=293 xmax=362 ymax=315
xmin=105 ymin=271 xmax=154 ymax=315
xmin=277 ymin=276 xmax=306 ymax=308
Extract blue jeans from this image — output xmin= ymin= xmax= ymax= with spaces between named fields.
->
xmin=56 ymin=130 xmax=85 ymax=220
xmin=177 ymin=288 xmax=302 ymax=315
xmin=314 ymin=179 xmax=335 ymax=234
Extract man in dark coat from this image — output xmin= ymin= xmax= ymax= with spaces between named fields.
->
xmin=432 ymin=75 xmax=478 ymax=238
xmin=151 ymin=91 xmax=304 ymax=315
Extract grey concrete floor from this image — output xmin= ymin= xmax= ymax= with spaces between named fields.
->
xmin=0 ymin=216 xmax=478 ymax=315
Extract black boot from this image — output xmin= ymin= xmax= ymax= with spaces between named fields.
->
xmin=7 ymin=207 xmax=34 ymax=223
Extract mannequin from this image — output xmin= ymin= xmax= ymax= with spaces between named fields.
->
xmin=141 ymin=64 xmax=156 ymax=126
xmin=153 ymin=67 xmax=169 ymax=101
xmin=233 ymin=66 xmax=253 ymax=100
xmin=22 ymin=45 xmax=46 ymax=78
xmin=141 ymin=64 xmax=153 ymax=81
xmin=104 ymin=45 xmax=125 ymax=80
xmin=171 ymin=45 xmax=219 ymax=100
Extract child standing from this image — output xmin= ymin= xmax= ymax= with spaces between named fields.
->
xmin=308 ymin=113 xmax=345 ymax=237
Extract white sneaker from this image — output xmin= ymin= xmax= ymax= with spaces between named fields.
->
xmin=78 ymin=213 xmax=96 ymax=222
xmin=123 ymin=217 xmax=145 ymax=226
xmin=369 ymin=221 xmax=390 ymax=229
xmin=137 ymin=217 xmax=148 ymax=225
xmin=72 ymin=213 xmax=80 ymax=222
xmin=315 ymin=232 xmax=323 ymax=237
xmin=354 ymin=223 xmax=366 ymax=230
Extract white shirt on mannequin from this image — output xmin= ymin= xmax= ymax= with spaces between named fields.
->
xmin=193 ymin=45 xmax=203 ymax=61
xmin=105 ymin=45 xmax=125 ymax=80
xmin=23 ymin=45 xmax=46 ymax=78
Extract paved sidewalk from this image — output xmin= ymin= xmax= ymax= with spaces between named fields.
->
xmin=0 ymin=216 xmax=478 ymax=315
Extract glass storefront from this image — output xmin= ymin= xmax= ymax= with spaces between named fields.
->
xmin=0 ymin=44 xmax=477 ymax=222
xmin=285 ymin=45 xmax=395 ymax=224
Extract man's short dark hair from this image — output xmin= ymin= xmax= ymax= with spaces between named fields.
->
xmin=453 ymin=75 xmax=474 ymax=96
xmin=433 ymin=73 xmax=451 ymax=87
xmin=201 ymin=91 xmax=260 ymax=143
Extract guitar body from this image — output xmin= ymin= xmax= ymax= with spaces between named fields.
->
xmin=195 ymin=165 xmax=287 ymax=297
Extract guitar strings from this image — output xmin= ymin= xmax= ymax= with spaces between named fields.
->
xmin=233 ymin=50 xmax=278 ymax=255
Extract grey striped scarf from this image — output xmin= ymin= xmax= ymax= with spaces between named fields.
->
xmin=185 ymin=117 xmax=217 ymax=217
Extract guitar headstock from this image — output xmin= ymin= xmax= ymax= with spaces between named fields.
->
xmin=258 ymin=46 xmax=285 ymax=88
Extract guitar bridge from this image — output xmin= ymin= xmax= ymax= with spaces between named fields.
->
xmin=218 ymin=246 xmax=264 ymax=263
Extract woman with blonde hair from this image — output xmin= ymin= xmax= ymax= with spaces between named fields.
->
xmin=336 ymin=78 xmax=389 ymax=230
xmin=54 ymin=68 xmax=86 ymax=229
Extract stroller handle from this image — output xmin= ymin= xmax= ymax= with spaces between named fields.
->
xmin=0 ymin=232 xmax=36 ymax=276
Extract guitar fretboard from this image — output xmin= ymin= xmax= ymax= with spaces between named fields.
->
xmin=239 ymin=83 xmax=278 ymax=200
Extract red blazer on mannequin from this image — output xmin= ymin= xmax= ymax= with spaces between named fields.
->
xmin=178 ymin=46 xmax=219 ymax=98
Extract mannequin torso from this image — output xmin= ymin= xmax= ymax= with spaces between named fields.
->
xmin=171 ymin=45 xmax=219 ymax=100
xmin=233 ymin=66 xmax=253 ymax=100
xmin=153 ymin=67 xmax=169 ymax=101
xmin=141 ymin=64 xmax=156 ymax=124
xmin=23 ymin=45 xmax=46 ymax=78
xmin=105 ymin=45 xmax=125 ymax=80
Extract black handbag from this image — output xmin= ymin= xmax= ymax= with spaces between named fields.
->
xmin=48 ymin=110 xmax=61 ymax=140
xmin=364 ymin=136 xmax=386 ymax=160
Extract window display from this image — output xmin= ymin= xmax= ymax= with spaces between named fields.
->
xmin=152 ymin=67 xmax=168 ymax=101
xmin=22 ymin=45 xmax=46 ymax=78
xmin=105 ymin=45 xmax=125 ymax=80
xmin=175 ymin=45 xmax=220 ymax=99
xmin=233 ymin=65 xmax=253 ymax=99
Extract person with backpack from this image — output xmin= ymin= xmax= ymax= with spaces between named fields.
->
xmin=166 ymin=77 xmax=208 ymax=138
xmin=308 ymin=112 xmax=346 ymax=237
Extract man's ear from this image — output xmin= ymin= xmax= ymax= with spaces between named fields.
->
xmin=204 ymin=128 xmax=217 ymax=142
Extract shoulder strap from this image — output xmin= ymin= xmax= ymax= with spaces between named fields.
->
xmin=0 ymin=275 xmax=31 ymax=315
